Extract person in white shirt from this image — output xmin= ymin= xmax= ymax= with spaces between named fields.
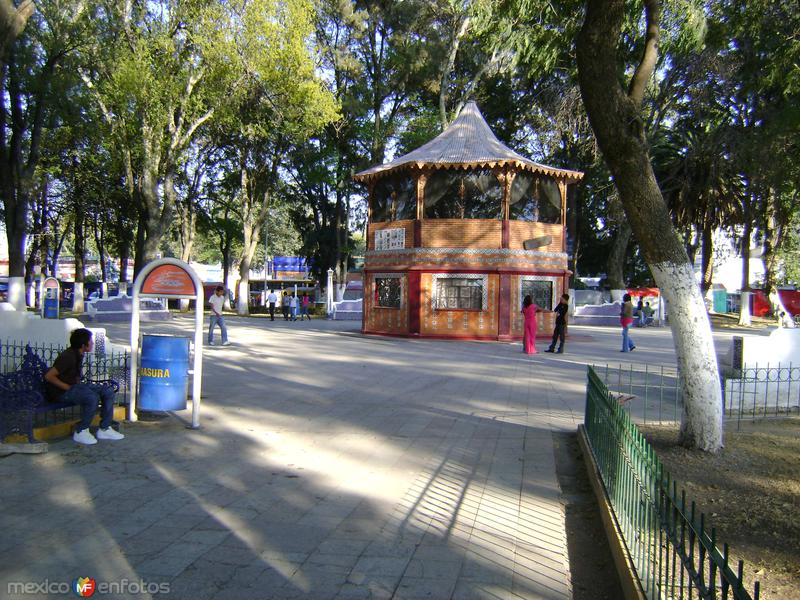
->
xmin=267 ymin=289 xmax=278 ymax=321
xmin=289 ymin=293 xmax=298 ymax=321
xmin=208 ymin=286 xmax=231 ymax=346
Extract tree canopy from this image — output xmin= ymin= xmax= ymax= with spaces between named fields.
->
xmin=2 ymin=0 xmax=798 ymax=306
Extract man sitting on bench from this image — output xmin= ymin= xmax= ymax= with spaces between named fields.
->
xmin=642 ymin=302 xmax=655 ymax=326
xmin=44 ymin=328 xmax=124 ymax=445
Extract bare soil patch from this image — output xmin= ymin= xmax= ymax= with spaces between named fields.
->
xmin=639 ymin=419 xmax=800 ymax=600
xmin=708 ymin=312 xmax=776 ymax=331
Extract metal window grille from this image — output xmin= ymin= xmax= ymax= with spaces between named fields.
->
xmin=435 ymin=278 xmax=482 ymax=310
xmin=375 ymin=278 xmax=402 ymax=308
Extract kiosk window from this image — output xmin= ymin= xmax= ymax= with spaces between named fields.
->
xmin=435 ymin=277 xmax=483 ymax=310
xmin=375 ymin=278 xmax=402 ymax=308
xmin=521 ymin=279 xmax=553 ymax=310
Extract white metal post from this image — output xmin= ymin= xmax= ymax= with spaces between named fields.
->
xmin=326 ymin=268 xmax=334 ymax=317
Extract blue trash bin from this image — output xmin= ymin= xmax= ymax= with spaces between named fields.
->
xmin=138 ymin=334 xmax=190 ymax=411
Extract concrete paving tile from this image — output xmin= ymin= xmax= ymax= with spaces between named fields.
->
xmin=346 ymin=556 xmax=411 ymax=585
xmin=452 ymin=580 xmax=525 ymax=600
xmin=240 ymin=566 xmax=293 ymax=595
xmin=394 ymin=576 xmax=458 ymax=599
xmin=181 ymin=528 xmax=232 ymax=546
xmin=117 ymin=534 xmax=172 ymax=556
xmin=333 ymin=583 xmax=375 ymax=599
xmin=511 ymin=575 xmax=570 ymax=600
xmin=164 ymin=567 xmax=232 ymax=600
xmin=151 ymin=512 xmax=208 ymax=531
xmin=285 ymin=568 xmax=350 ymax=596
xmin=362 ymin=537 xmax=420 ymax=559
xmin=332 ymin=518 xmax=386 ymax=540
xmin=305 ymin=551 xmax=360 ymax=569
xmin=402 ymin=558 xmax=463 ymax=579
xmin=199 ymin=544 xmax=262 ymax=567
xmin=193 ymin=516 xmax=234 ymax=531
xmin=316 ymin=538 xmax=371 ymax=556
xmin=135 ymin=525 xmax=192 ymax=543
xmin=135 ymin=553 xmax=196 ymax=578
xmin=159 ymin=540 xmax=216 ymax=559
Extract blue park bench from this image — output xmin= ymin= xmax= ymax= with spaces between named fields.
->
xmin=0 ymin=346 xmax=119 ymax=443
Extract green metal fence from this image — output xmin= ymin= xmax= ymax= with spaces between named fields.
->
xmin=723 ymin=364 xmax=800 ymax=424
xmin=584 ymin=366 xmax=760 ymax=600
xmin=596 ymin=362 xmax=800 ymax=430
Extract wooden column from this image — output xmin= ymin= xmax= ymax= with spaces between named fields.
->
xmin=366 ymin=181 xmax=374 ymax=250
xmin=415 ymin=172 xmax=427 ymax=247
xmin=559 ymin=179 xmax=567 ymax=253
xmin=501 ymin=170 xmax=514 ymax=249
xmin=408 ymin=271 xmax=421 ymax=335
xmin=497 ymin=273 xmax=512 ymax=340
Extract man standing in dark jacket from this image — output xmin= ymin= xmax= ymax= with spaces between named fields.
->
xmin=545 ymin=294 xmax=570 ymax=354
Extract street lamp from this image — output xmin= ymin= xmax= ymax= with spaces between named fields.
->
xmin=326 ymin=268 xmax=334 ymax=317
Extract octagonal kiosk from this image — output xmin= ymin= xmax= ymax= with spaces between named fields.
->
xmin=354 ymin=101 xmax=584 ymax=341
xmin=129 ymin=259 xmax=204 ymax=429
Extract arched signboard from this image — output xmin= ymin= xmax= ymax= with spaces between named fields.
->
xmin=130 ymin=258 xmax=204 ymax=428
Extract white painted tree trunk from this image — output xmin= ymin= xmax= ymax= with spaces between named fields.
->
xmin=8 ymin=276 xmax=26 ymax=311
xmin=651 ymin=262 xmax=723 ymax=452
xmin=72 ymin=282 xmax=85 ymax=314
xmin=738 ymin=291 xmax=752 ymax=326
xmin=236 ymin=279 xmax=249 ymax=316
xmin=336 ymin=283 xmax=346 ymax=302
xmin=26 ymin=280 xmax=35 ymax=307
xmin=704 ymin=287 xmax=715 ymax=313
xmin=609 ymin=289 xmax=626 ymax=303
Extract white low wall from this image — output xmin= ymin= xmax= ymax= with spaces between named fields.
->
xmin=0 ymin=302 xmax=128 ymax=354
xmin=723 ymin=328 xmax=800 ymax=412
xmin=738 ymin=328 xmax=800 ymax=367
xmin=0 ymin=303 xmax=85 ymax=347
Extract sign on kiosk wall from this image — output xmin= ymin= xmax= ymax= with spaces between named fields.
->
xmin=140 ymin=264 xmax=197 ymax=298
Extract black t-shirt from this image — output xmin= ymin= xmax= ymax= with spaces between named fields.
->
xmin=47 ymin=348 xmax=82 ymax=401
xmin=554 ymin=303 xmax=568 ymax=325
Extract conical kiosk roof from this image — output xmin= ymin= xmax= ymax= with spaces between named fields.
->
xmin=354 ymin=101 xmax=583 ymax=182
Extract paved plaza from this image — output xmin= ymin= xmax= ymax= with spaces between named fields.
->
xmin=0 ymin=316 xmax=745 ymax=599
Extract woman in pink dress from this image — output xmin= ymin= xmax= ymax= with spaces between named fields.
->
xmin=521 ymin=295 xmax=541 ymax=354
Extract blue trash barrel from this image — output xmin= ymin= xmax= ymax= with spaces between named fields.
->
xmin=138 ymin=335 xmax=190 ymax=411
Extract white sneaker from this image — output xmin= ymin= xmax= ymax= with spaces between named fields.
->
xmin=221 ymin=341 xmax=231 ymax=346
xmin=74 ymin=429 xmax=97 ymax=445
xmin=96 ymin=427 xmax=125 ymax=441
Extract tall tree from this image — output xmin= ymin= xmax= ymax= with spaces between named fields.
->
xmin=1 ymin=0 xmax=89 ymax=308
xmin=577 ymin=0 xmax=723 ymax=451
